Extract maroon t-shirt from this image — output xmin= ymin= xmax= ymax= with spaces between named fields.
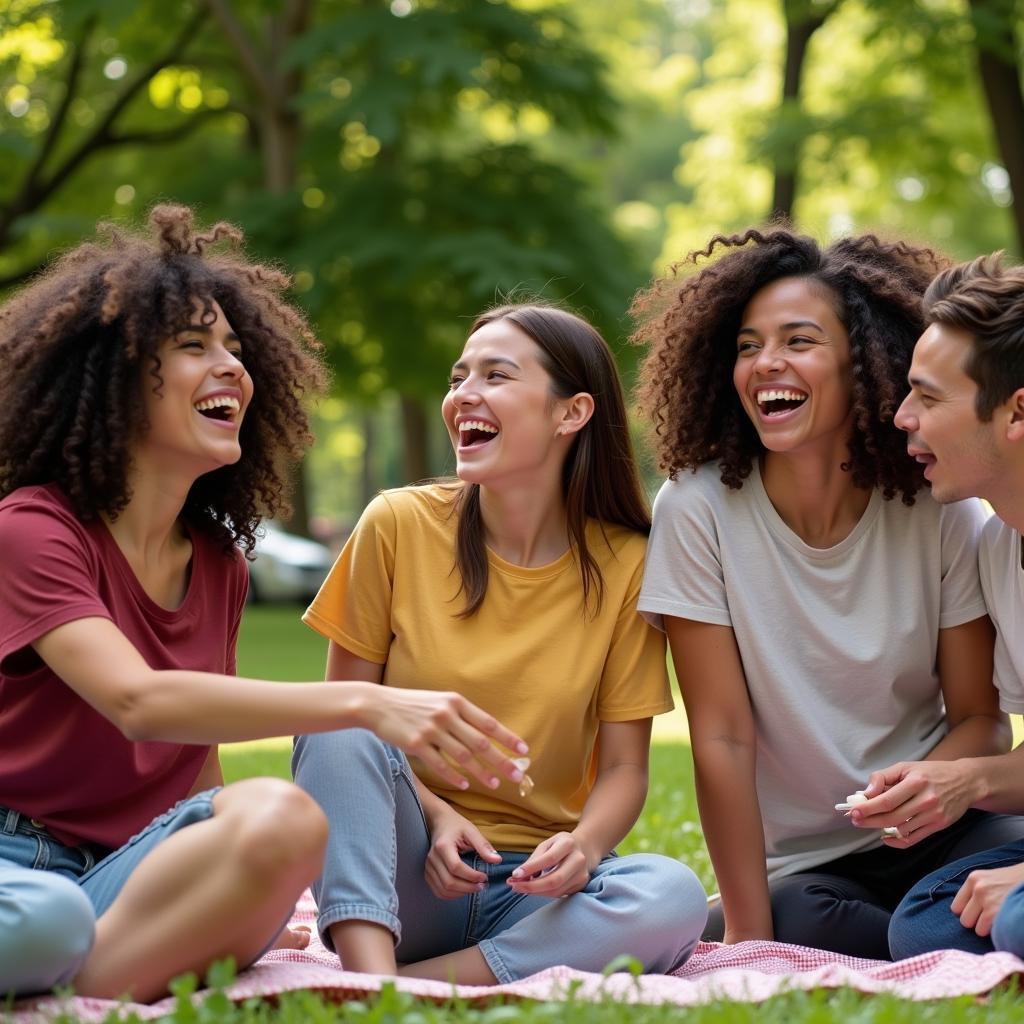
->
xmin=0 ymin=484 xmax=248 ymax=848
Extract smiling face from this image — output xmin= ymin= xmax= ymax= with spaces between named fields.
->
xmin=894 ymin=322 xmax=1003 ymax=504
xmin=441 ymin=318 xmax=570 ymax=487
xmin=732 ymin=276 xmax=854 ymax=458
xmin=136 ymin=299 xmax=253 ymax=476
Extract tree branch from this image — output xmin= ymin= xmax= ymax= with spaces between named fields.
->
xmin=0 ymin=7 xmax=208 ymax=247
xmin=203 ymin=0 xmax=278 ymax=108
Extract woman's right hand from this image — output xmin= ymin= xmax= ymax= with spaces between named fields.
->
xmin=423 ymin=806 xmax=502 ymax=900
xmin=361 ymin=685 xmax=528 ymax=792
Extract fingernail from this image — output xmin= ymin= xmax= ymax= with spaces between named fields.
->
xmin=516 ymin=742 xmax=529 ymax=754
xmin=510 ymin=770 xmax=523 ymax=782
xmin=459 ymin=780 xmax=469 ymax=790
xmin=512 ymin=868 xmax=523 ymax=878
xmin=488 ymin=777 xmax=499 ymax=789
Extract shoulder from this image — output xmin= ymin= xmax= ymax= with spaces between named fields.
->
xmin=980 ymin=512 xmax=1015 ymax=565
xmin=0 ymin=484 xmax=90 ymax=553
xmin=652 ymin=464 xmax=744 ymax=519
xmin=353 ymin=484 xmax=460 ymax=547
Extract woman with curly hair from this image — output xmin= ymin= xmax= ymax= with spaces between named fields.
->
xmin=292 ymin=304 xmax=707 ymax=984
xmin=0 ymin=205 xmax=527 ymax=1001
xmin=631 ymin=228 xmax=1024 ymax=959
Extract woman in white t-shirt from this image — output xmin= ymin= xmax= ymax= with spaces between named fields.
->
xmin=631 ymin=228 xmax=1024 ymax=959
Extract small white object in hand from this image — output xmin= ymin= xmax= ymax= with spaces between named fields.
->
xmin=834 ymin=791 xmax=869 ymax=812
xmin=512 ymin=757 xmax=534 ymax=798
xmin=881 ymin=826 xmax=901 ymax=838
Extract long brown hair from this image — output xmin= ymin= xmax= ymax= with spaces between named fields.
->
xmin=454 ymin=304 xmax=650 ymax=617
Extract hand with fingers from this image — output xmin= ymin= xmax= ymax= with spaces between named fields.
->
xmin=362 ymin=687 xmax=528 ymax=792
xmin=847 ymin=760 xmax=977 ymax=847
xmin=951 ymin=862 xmax=1024 ymax=937
xmin=423 ymin=806 xmax=501 ymax=900
xmin=506 ymin=832 xmax=598 ymax=899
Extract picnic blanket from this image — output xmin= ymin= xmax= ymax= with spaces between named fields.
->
xmin=10 ymin=891 xmax=1024 ymax=1021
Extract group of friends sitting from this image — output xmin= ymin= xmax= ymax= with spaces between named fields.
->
xmin=2 ymin=205 xmax=1024 ymax=1002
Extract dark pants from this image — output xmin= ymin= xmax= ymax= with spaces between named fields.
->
xmin=703 ymin=810 xmax=1024 ymax=960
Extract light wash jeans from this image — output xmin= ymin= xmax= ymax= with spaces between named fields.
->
xmin=889 ymin=837 xmax=1024 ymax=959
xmin=0 ymin=793 xmax=217 ymax=997
xmin=293 ymin=729 xmax=707 ymax=983
xmin=0 ymin=857 xmax=95 ymax=997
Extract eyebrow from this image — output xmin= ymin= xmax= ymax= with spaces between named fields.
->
xmin=738 ymin=320 xmax=825 ymax=336
xmin=451 ymin=356 xmax=521 ymax=371
xmin=908 ymin=374 xmax=941 ymax=394
xmin=178 ymin=324 xmax=242 ymax=342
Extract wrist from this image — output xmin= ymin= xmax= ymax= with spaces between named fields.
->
xmin=570 ymin=828 xmax=605 ymax=872
xmin=336 ymin=681 xmax=375 ymax=730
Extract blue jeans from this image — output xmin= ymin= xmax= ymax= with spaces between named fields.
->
xmin=0 ymin=792 xmax=216 ymax=919
xmin=0 ymin=857 xmax=95 ymax=997
xmin=889 ymin=837 xmax=1024 ymax=958
xmin=293 ymin=729 xmax=707 ymax=983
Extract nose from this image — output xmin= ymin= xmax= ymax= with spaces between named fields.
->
xmin=753 ymin=343 xmax=784 ymax=375
xmin=894 ymin=393 xmax=916 ymax=433
xmin=213 ymin=347 xmax=245 ymax=379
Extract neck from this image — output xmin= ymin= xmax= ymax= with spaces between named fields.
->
xmin=989 ymin=477 xmax=1024 ymax=534
xmin=477 ymin=479 xmax=570 ymax=567
xmin=760 ymin=447 xmax=872 ymax=548
xmin=102 ymin=456 xmax=193 ymax=560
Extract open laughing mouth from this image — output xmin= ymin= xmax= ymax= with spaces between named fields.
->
xmin=194 ymin=395 xmax=241 ymax=427
xmin=457 ymin=419 xmax=499 ymax=450
xmin=755 ymin=388 xmax=808 ymax=418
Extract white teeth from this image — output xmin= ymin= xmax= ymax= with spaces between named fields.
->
xmin=194 ymin=396 xmax=240 ymax=413
xmin=457 ymin=420 xmax=498 ymax=433
xmin=756 ymin=389 xmax=807 ymax=404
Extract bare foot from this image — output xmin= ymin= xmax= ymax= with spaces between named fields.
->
xmin=271 ymin=924 xmax=312 ymax=951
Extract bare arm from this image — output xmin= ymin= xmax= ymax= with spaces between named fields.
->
xmin=506 ymin=718 xmax=654 ymax=899
xmin=854 ymin=615 xmax=1017 ymax=842
xmin=33 ymin=618 xmax=527 ymax=791
xmin=667 ymin=617 xmax=772 ymax=942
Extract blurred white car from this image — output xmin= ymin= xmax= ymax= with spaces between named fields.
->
xmin=246 ymin=524 xmax=333 ymax=604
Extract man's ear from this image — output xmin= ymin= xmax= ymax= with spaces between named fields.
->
xmin=1006 ymin=388 xmax=1024 ymax=444
xmin=557 ymin=392 xmax=595 ymax=437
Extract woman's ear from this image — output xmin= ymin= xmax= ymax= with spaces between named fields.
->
xmin=557 ymin=393 xmax=595 ymax=437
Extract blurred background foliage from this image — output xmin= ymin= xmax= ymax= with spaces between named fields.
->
xmin=2 ymin=0 xmax=1022 ymax=537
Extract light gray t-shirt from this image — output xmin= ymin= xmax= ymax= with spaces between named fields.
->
xmin=979 ymin=515 xmax=1024 ymax=713
xmin=639 ymin=462 xmax=990 ymax=880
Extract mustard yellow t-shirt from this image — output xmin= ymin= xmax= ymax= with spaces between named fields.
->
xmin=303 ymin=484 xmax=671 ymax=851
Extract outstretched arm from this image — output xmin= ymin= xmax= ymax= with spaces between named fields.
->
xmin=34 ymin=618 xmax=527 ymax=792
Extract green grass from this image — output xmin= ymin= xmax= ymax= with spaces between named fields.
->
xmin=207 ymin=606 xmax=1019 ymax=1022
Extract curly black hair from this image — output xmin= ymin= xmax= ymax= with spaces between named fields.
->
xmin=631 ymin=228 xmax=949 ymax=503
xmin=0 ymin=204 xmax=327 ymax=554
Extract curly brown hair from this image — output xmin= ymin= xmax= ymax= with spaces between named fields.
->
xmin=0 ymin=204 xmax=327 ymax=555
xmin=631 ymin=228 xmax=949 ymax=503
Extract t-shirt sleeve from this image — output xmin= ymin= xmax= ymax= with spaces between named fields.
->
xmin=938 ymin=498 xmax=990 ymax=630
xmin=0 ymin=499 xmax=113 ymax=666
xmin=302 ymin=493 xmax=396 ymax=664
xmin=637 ymin=473 xmax=732 ymax=629
xmin=597 ymin=554 xmax=674 ymax=722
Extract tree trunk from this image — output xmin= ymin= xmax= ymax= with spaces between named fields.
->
xmin=360 ymin=406 xmax=378 ymax=509
xmin=770 ymin=1 xmax=839 ymax=221
xmin=400 ymin=394 xmax=430 ymax=485
xmin=969 ymin=0 xmax=1024 ymax=254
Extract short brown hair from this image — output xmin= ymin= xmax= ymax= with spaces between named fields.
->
xmin=0 ymin=204 xmax=327 ymax=555
xmin=924 ymin=253 xmax=1024 ymax=421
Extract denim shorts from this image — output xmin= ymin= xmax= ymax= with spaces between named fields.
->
xmin=0 ymin=789 xmax=219 ymax=917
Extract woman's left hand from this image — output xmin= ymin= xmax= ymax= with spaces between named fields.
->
xmin=506 ymin=832 xmax=598 ymax=898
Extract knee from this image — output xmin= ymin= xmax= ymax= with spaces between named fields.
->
xmin=223 ymin=777 xmax=329 ymax=878
xmin=0 ymin=873 xmax=95 ymax=993
xmin=991 ymin=885 xmax=1024 ymax=957
xmin=605 ymin=855 xmax=708 ymax=969
xmin=292 ymin=728 xmax=392 ymax=786
xmin=887 ymin=886 xmax=934 ymax=960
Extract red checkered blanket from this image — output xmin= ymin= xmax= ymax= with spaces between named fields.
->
xmin=12 ymin=891 xmax=1024 ymax=1020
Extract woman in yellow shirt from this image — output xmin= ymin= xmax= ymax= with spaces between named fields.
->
xmin=294 ymin=304 xmax=707 ymax=983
